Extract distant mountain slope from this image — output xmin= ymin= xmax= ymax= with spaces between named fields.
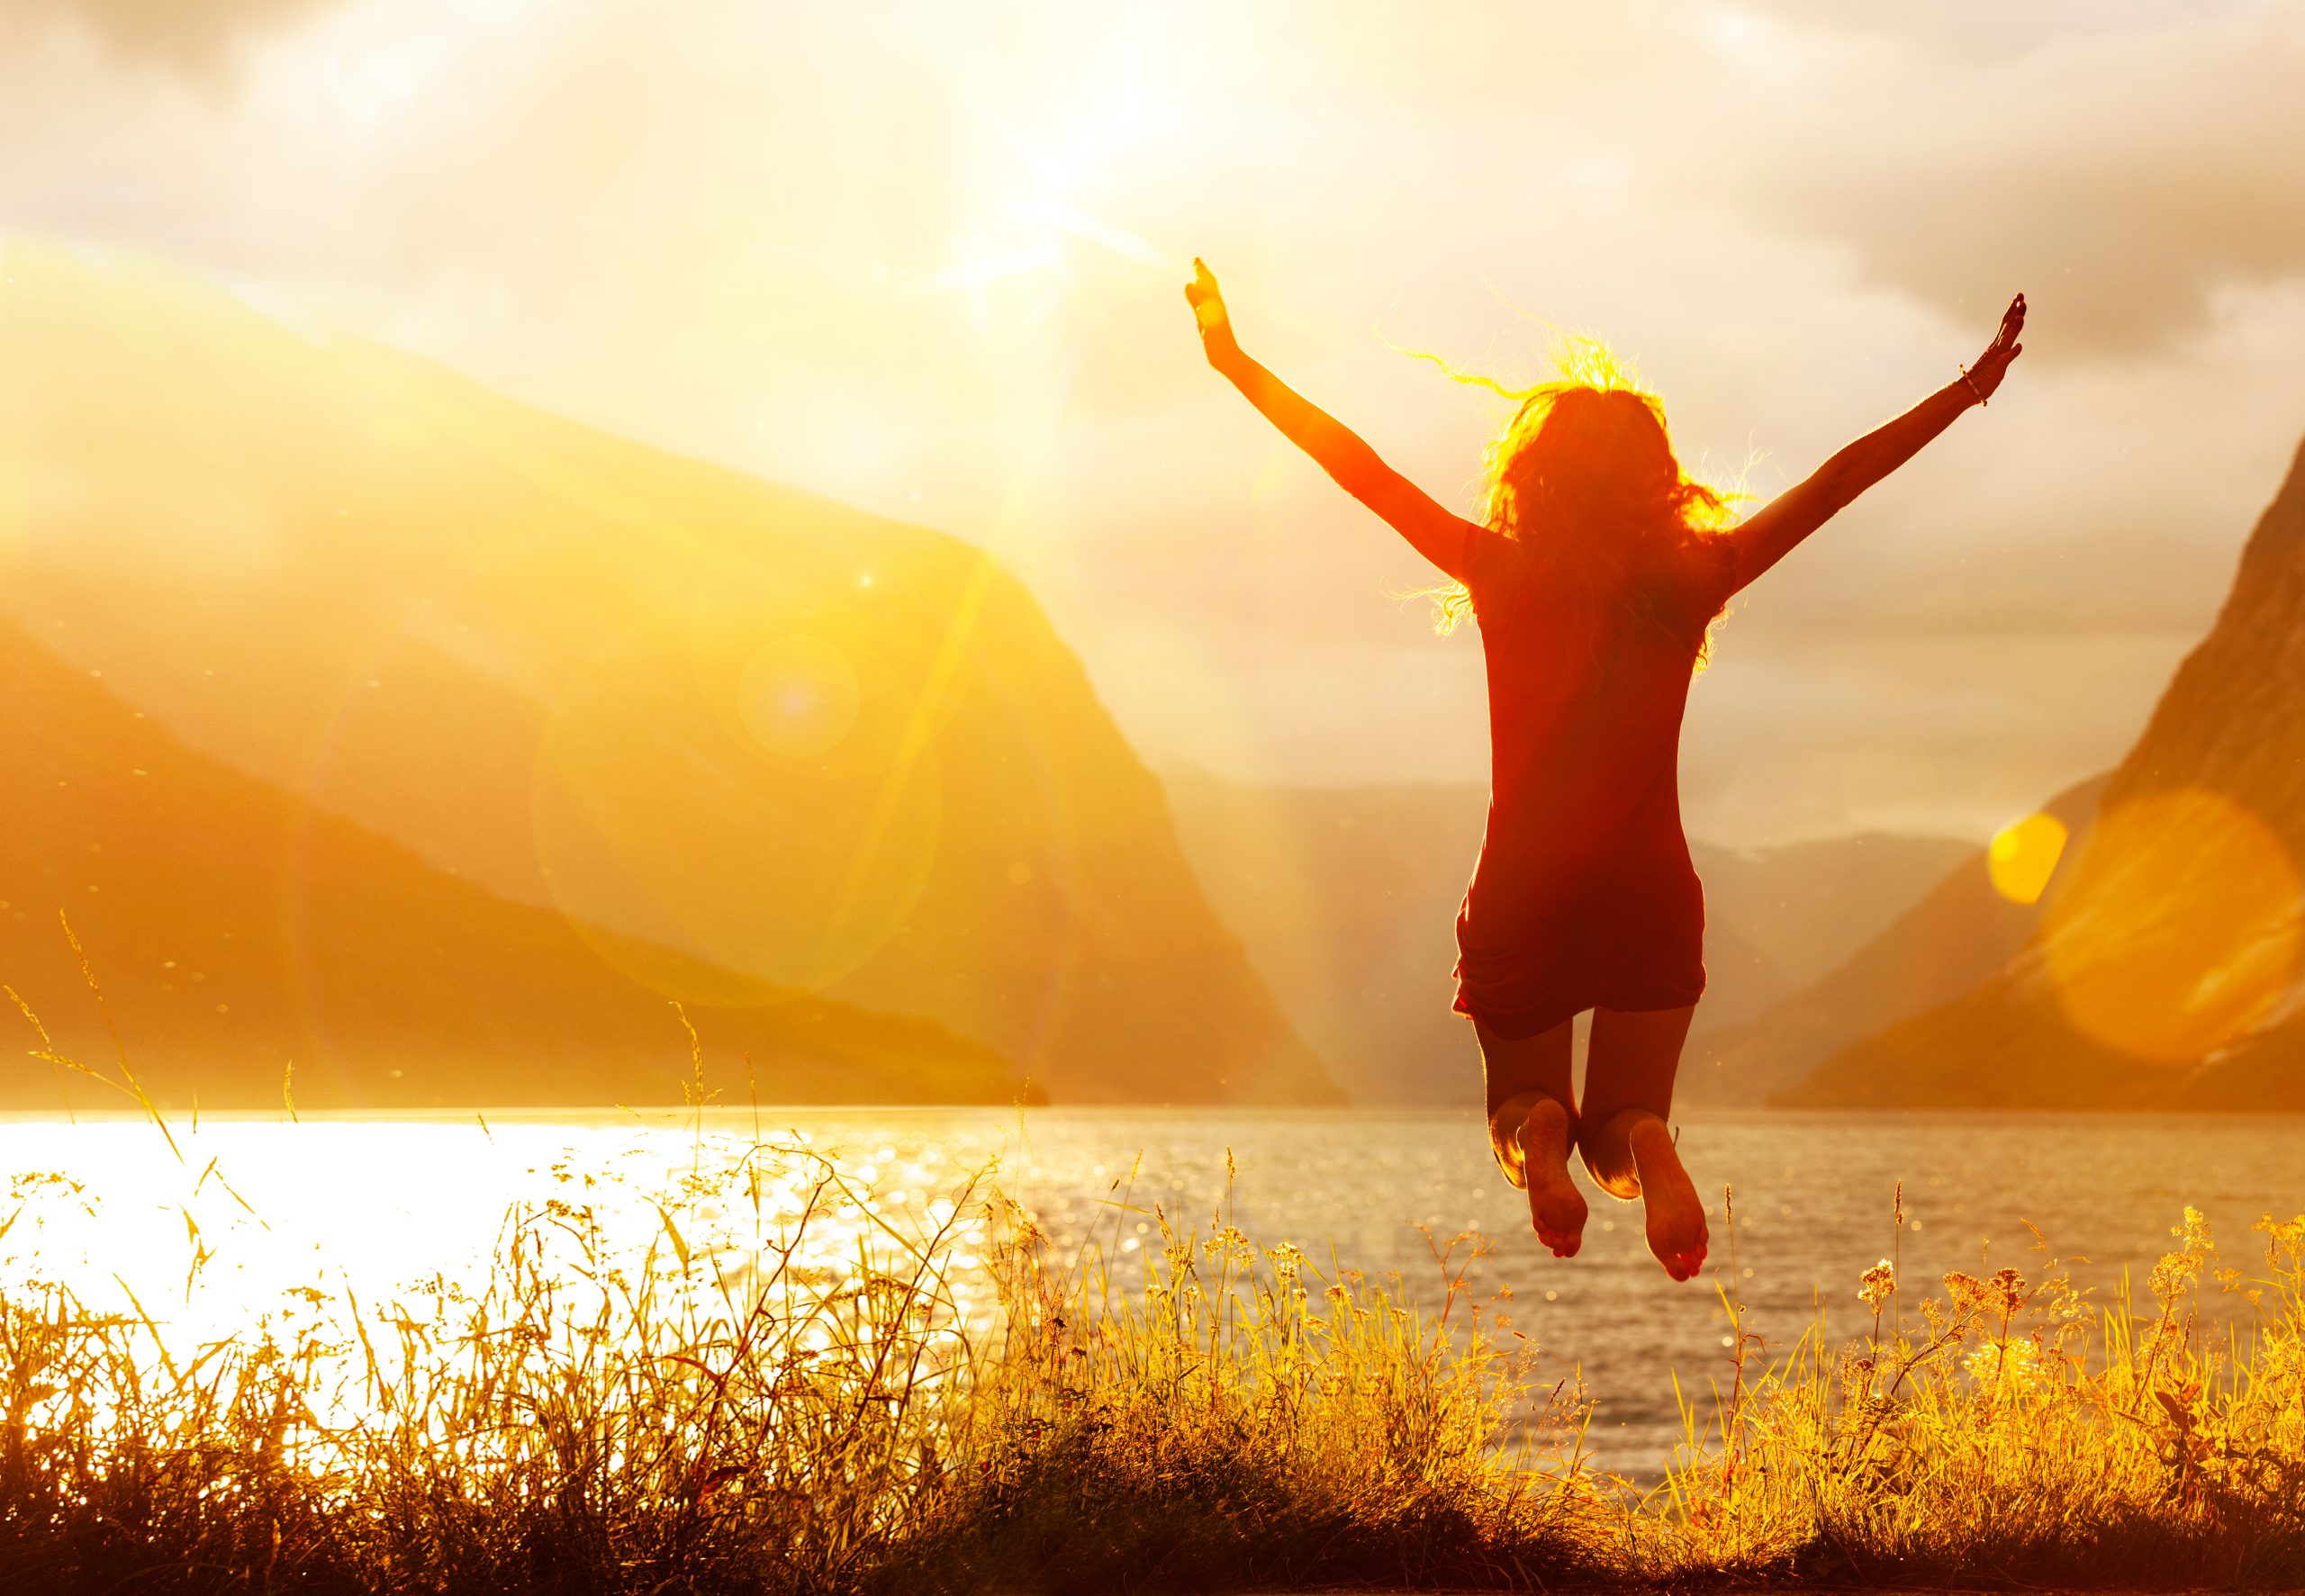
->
xmin=1156 ymin=773 xmax=1484 ymax=1103
xmin=1683 ymin=773 xmax=2107 ymax=1105
xmin=0 ymin=618 xmax=1015 ymax=1111
xmin=1162 ymin=768 xmax=1966 ymax=1104
xmin=0 ymin=239 xmax=1331 ymax=1105
xmin=1694 ymin=832 xmax=1976 ymax=995
xmin=1785 ymin=433 xmax=2305 ymax=1109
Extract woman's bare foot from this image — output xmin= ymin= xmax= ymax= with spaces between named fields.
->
xmin=1625 ymin=1114 xmax=1707 ymax=1281
xmin=1496 ymin=1095 xmax=1587 ymax=1258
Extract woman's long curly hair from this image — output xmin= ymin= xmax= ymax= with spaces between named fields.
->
xmin=1418 ymin=338 xmax=1742 ymax=668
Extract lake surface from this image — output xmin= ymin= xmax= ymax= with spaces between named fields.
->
xmin=4 ymin=1105 xmax=2301 ymax=1480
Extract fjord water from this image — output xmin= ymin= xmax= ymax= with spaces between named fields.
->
xmin=4 ymin=1105 xmax=2301 ymax=1481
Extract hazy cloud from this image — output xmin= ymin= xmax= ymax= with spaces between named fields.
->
xmin=8 ymin=0 xmax=343 ymax=72
xmin=1704 ymin=5 xmax=2305 ymax=356
xmin=5 ymin=0 xmax=2305 ymax=842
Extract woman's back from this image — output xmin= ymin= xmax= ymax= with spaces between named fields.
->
xmin=1452 ymin=529 xmax=1722 ymax=1038
xmin=1468 ymin=533 xmax=1720 ymax=870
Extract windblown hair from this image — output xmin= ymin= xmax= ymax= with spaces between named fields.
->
xmin=1415 ymin=338 xmax=1743 ymax=667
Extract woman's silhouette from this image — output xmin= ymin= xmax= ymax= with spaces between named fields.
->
xmin=1186 ymin=262 xmax=2024 ymax=1280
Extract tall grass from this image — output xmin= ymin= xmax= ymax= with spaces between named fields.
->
xmin=0 ymin=1123 xmax=1596 ymax=1594
xmin=1 ymin=1134 xmax=987 ymax=1592
xmin=907 ymin=1174 xmax=1596 ymax=1593
xmin=1648 ymin=1200 xmax=2305 ymax=1589
xmin=3 ymin=1027 xmax=2303 ymax=1591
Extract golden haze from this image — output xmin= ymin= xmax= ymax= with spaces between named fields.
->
xmin=0 ymin=239 xmax=1333 ymax=1107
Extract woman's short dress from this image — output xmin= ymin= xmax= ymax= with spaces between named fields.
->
xmin=1449 ymin=527 xmax=1728 ymax=1042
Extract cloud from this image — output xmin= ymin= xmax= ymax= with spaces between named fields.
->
xmin=9 ymin=0 xmax=341 ymax=74
xmin=1698 ymin=5 xmax=2305 ymax=356
xmin=5 ymin=0 xmax=2305 ymax=841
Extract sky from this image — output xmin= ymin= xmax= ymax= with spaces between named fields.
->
xmin=6 ymin=0 xmax=2305 ymax=847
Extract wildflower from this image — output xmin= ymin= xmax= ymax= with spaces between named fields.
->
xmin=2177 ymin=1204 xmax=2214 ymax=1256
xmin=1966 ymin=1336 xmax=2043 ymax=1393
xmin=1858 ymin=1258 xmax=1896 ymax=1312
xmin=1988 ymin=1266 xmax=2028 ymax=1317
xmin=1268 ymin=1240 xmax=1306 ymax=1285
xmin=1204 ymin=1225 xmax=1253 ymax=1267
xmin=2260 ymin=1330 xmax=2304 ymax=1384
xmin=2147 ymin=1255 xmax=2189 ymax=1305
xmin=1943 ymin=1270 xmax=1991 ymax=1314
xmin=2255 ymin=1212 xmax=2305 ymax=1269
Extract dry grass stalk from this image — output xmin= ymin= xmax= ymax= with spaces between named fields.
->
xmin=3 ymin=1005 xmax=2303 ymax=1591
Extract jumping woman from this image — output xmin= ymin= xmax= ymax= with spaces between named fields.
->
xmin=1185 ymin=261 xmax=2024 ymax=1280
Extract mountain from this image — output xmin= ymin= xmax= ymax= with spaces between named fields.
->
xmin=1692 ymin=832 xmax=1976 ymax=996
xmin=1783 ymin=433 xmax=2305 ymax=1109
xmin=1682 ymin=773 xmax=2107 ymax=1105
xmin=1156 ymin=773 xmax=1484 ymax=1103
xmin=1162 ymin=768 xmax=1966 ymax=1103
xmin=0 ymin=617 xmax=1016 ymax=1111
xmin=0 ymin=239 xmax=1333 ymax=1105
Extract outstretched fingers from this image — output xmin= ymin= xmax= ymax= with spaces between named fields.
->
xmin=1184 ymin=257 xmax=1223 ymax=320
xmin=1981 ymin=293 xmax=2027 ymax=374
xmin=1966 ymin=293 xmax=2027 ymax=399
xmin=1996 ymin=291 xmax=2027 ymax=349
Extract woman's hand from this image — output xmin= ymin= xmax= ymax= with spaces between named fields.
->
xmin=1179 ymin=258 xmax=1484 ymax=577
xmin=1184 ymin=257 xmax=1242 ymax=369
xmin=1728 ymin=291 xmax=2028 ymax=591
xmin=1965 ymin=292 xmax=2026 ymax=404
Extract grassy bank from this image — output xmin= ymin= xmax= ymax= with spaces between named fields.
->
xmin=2 ymin=1105 xmax=2302 ymax=1591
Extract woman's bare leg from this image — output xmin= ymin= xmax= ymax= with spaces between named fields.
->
xmin=1474 ymin=1018 xmax=1586 ymax=1257
xmin=1580 ymin=1005 xmax=1708 ymax=1282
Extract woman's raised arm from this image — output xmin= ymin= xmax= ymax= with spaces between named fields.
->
xmin=1729 ymin=293 xmax=2025 ymax=593
xmin=1187 ymin=259 xmax=1485 ymax=583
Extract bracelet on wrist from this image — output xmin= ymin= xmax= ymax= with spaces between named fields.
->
xmin=1958 ymin=364 xmax=1987 ymax=408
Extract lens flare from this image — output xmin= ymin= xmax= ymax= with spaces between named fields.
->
xmin=739 ymin=634 xmax=862 ymax=762
xmin=1987 ymin=811 xmax=2068 ymax=906
xmin=533 ymin=598 xmax=948 ymax=1005
xmin=2042 ymin=787 xmax=2302 ymax=1064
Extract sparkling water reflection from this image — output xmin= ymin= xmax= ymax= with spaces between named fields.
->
xmin=3 ymin=1105 xmax=2301 ymax=1480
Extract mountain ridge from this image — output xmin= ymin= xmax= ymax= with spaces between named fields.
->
xmin=1684 ymin=771 xmax=2109 ymax=1106
xmin=0 ymin=239 xmax=1334 ymax=1105
xmin=1162 ymin=765 xmax=1970 ymax=1104
xmin=0 ymin=613 xmax=1019 ymax=1111
xmin=1783 ymin=430 xmax=2305 ymax=1110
